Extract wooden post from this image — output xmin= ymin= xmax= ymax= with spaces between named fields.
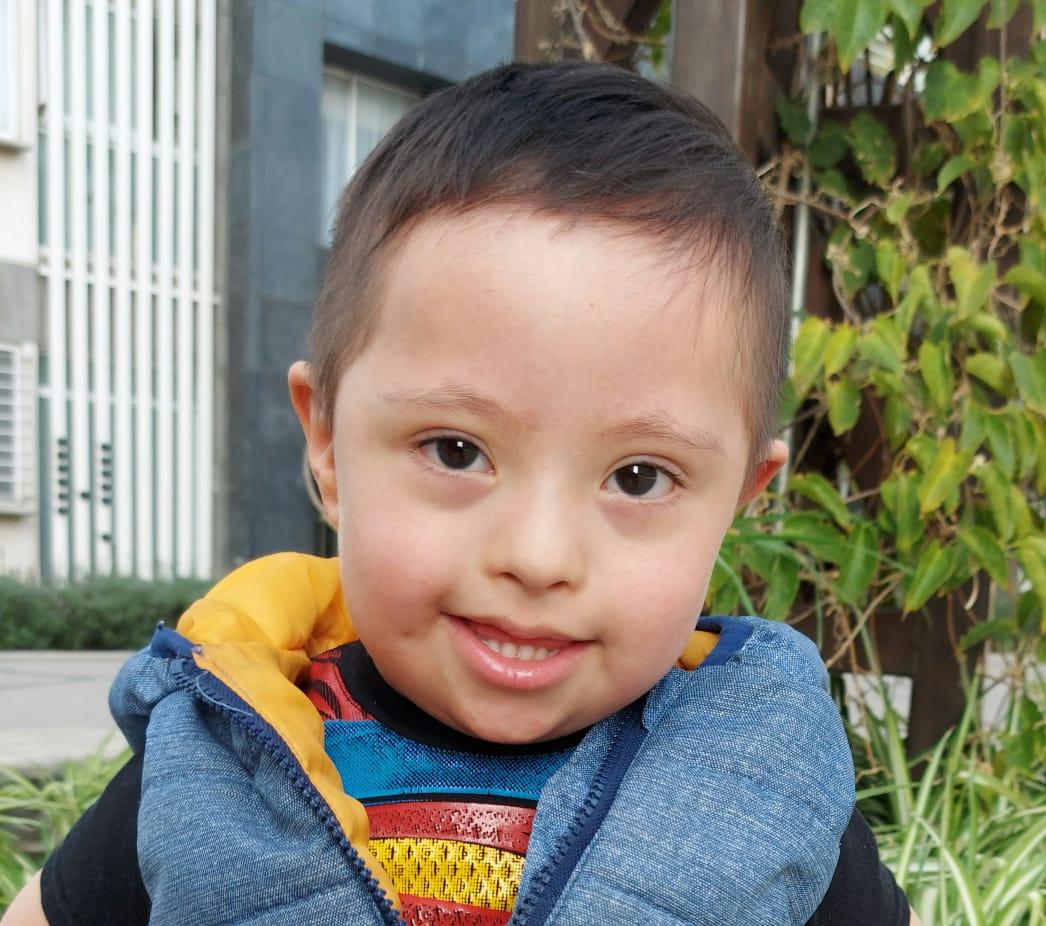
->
xmin=669 ymin=0 xmax=779 ymax=160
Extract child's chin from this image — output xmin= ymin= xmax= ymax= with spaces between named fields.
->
xmin=458 ymin=711 xmax=574 ymax=745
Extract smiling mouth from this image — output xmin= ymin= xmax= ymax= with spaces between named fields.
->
xmin=476 ymin=636 xmax=561 ymax=662
xmin=443 ymin=613 xmax=590 ymax=690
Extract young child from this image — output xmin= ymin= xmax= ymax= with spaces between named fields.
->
xmin=6 ymin=62 xmax=913 ymax=926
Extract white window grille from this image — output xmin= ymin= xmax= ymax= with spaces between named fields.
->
xmin=0 ymin=342 xmax=38 ymax=513
xmin=319 ymin=70 xmax=418 ymax=245
xmin=38 ymin=0 xmax=217 ymax=582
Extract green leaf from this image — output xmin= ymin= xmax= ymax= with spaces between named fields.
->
xmin=912 ymin=142 xmax=947 ymax=177
xmin=921 ymin=58 xmax=1000 ymax=122
xmin=1004 ymin=265 xmax=1046 ymax=306
xmin=977 ymin=461 xmax=1016 ymax=541
xmin=1035 ymin=0 xmax=1046 ymax=30
xmin=882 ymin=473 xmax=923 ymax=554
xmin=1034 ymin=417 xmax=1046 ymax=495
xmin=984 ymin=412 xmax=1016 ymax=477
xmin=959 ymin=617 xmax=1016 ymax=650
xmin=885 ymin=192 xmax=914 ymax=226
xmin=889 ymin=0 xmax=932 ymax=37
xmin=891 ymin=12 xmax=917 ymax=64
xmin=904 ymin=540 xmax=957 ymax=612
xmin=834 ymin=0 xmax=889 ymax=71
xmin=937 ymin=154 xmax=976 ymax=191
xmin=835 ymin=238 xmax=877 ymax=297
xmin=1013 ymin=411 xmax=1038 ymax=480
xmin=947 ymin=246 xmax=996 ymax=319
xmin=813 ymin=168 xmax=860 ymax=203
xmin=906 ymin=433 xmax=939 ymax=472
xmin=896 ymin=264 xmax=933 ymax=335
xmin=964 ymin=352 xmax=1011 ymax=394
xmin=883 ymin=395 xmax=912 ymax=449
xmin=782 ymin=512 xmax=848 ymax=564
xmin=957 ymin=525 xmax=1009 ymax=585
xmin=775 ymin=95 xmax=814 ymax=146
xmin=964 ymin=310 xmax=1009 ymax=344
xmin=789 ymin=472 xmax=853 ymax=531
xmin=824 ymin=325 xmax=858 ymax=376
xmin=837 ymin=522 xmax=879 ymax=606
xmin=959 ymin=401 xmax=988 ymax=452
xmin=791 ymin=316 xmax=831 ymax=399
xmin=986 ymin=0 xmax=1019 ymax=28
xmin=1016 ymin=538 xmax=1046 ymax=626
xmin=858 ymin=316 xmax=906 ymax=372
xmin=848 ymin=112 xmax=896 ymax=186
xmin=778 ymin=379 xmax=802 ymax=423
xmin=934 ymin=0 xmax=988 ymax=47
xmin=918 ymin=438 xmax=972 ymax=515
xmin=800 ymin=0 xmax=837 ymax=32
xmin=808 ymin=121 xmax=849 ymax=169
xmin=1009 ymin=351 xmax=1046 ymax=415
xmin=918 ymin=341 xmax=953 ymax=413
xmin=875 ymin=239 xmax=905 ymax=302
xmin=762 ymin=555 xmax=801 ymax=621
xmin=1020 ymin=301 xmax=1044 ymax=344
xmin=827 ymin=377 xmax=862 ymax=435
xmin=1010 ymin=483 xmax=1033 ymax=539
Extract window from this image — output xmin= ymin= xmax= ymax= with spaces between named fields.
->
xmin=0 ymin=0 xmax=17 ymax=144
xmin=0 ymin=342 xmax=37 ymax=512
xmin=319 ymin=70 xmax=418 ymax=245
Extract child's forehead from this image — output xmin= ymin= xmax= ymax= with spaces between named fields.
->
xmin=378 ymin=206 xmax=741 ymax=332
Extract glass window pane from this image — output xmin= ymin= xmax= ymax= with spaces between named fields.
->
xmin=353 ymin=80 xmax=414 ymax=172
xmin=319 ymin=71 xmax=417 ymax=245
xmin=319 ymin=73 xmax=350 ymax=244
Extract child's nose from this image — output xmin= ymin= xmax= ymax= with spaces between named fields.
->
xmin=483 ymin=484 xmax=586 ymax=593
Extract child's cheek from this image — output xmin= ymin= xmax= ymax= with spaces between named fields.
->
xmin=337 ymin=491 xmax=468 ymax=624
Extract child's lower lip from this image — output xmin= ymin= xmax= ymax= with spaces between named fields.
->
xmin=443 ymin=614 xmax=589 ymax=691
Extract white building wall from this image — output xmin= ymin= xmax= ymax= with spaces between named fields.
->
xmin=0 ymin=0 xmax=41 ymax=579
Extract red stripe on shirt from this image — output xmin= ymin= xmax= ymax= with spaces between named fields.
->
xmin=367 ymin=801 xmax=534 ymax=855
xmin=399 ymin=893 xmax=511 ymax=925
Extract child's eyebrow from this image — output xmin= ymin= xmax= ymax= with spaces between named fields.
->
xmin=380 ymin=386 xmax=724 ymax=458
xmin=379 ymin=385 xmax=522 ymax=431
xmin=600 ymin=415 xmax=725 ymax=458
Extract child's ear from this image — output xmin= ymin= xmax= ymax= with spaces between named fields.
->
xmin=288 ymin=361 xmax=339 ymax=530
xmin=736 ymin=438 xmax=789 ymax=508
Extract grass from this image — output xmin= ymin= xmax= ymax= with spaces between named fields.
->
xmin=851 ymin=629 xmax=1046 ymax=925
xmin=0 ymin=744 xmax=130 ymax=910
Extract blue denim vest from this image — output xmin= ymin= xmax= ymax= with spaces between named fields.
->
xmin=109 ymin=554 xmax=854 ymax=925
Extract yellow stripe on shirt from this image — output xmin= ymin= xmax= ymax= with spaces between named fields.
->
xmin=368 ymin=836 xmax=526 ymax=912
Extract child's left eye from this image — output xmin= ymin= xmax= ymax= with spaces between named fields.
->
xmin=606 ymin=463 xmax=679 ymax=500
xmin=418 ymin=436 xmax=491 ymax=472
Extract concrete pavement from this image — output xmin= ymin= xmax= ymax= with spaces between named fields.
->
xmin=0 ymin=651 xmax=132 ymax=770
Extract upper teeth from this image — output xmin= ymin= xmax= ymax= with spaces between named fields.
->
xmin=481 ymin=638 xmax=560 ymax=661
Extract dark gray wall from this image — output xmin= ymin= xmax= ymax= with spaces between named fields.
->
xmin=219 ymin=0 xmax=514 ymax=571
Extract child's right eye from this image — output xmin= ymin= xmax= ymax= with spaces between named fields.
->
xmin=418 ymin=436 xmax=490 ymax=473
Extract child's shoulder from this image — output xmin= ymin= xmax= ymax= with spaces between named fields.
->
xmin=685 ymin=614 xmax=828 ymax=688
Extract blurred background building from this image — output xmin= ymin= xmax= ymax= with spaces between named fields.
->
xmin=0 ymin=0 xmax=514 ymax=582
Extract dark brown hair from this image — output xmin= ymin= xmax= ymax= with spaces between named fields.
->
xmin=309 ymin=61 xmax=790 ymax=459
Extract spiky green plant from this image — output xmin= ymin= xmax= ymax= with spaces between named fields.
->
xmin=0 ymin=744 xmax=130 ymax=910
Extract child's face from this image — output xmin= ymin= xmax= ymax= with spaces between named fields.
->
xmin=291 ymin=207 xmax=785 ymax=743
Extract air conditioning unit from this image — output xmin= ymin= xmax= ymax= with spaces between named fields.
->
xmin=0 ymin=341 xmax=38 ymax=514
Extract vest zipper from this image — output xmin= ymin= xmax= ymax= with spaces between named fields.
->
xmin=509 ymin=698 xmax=649 ymax=926
xmin=172 ymin=658 xmax=404 ymax=926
